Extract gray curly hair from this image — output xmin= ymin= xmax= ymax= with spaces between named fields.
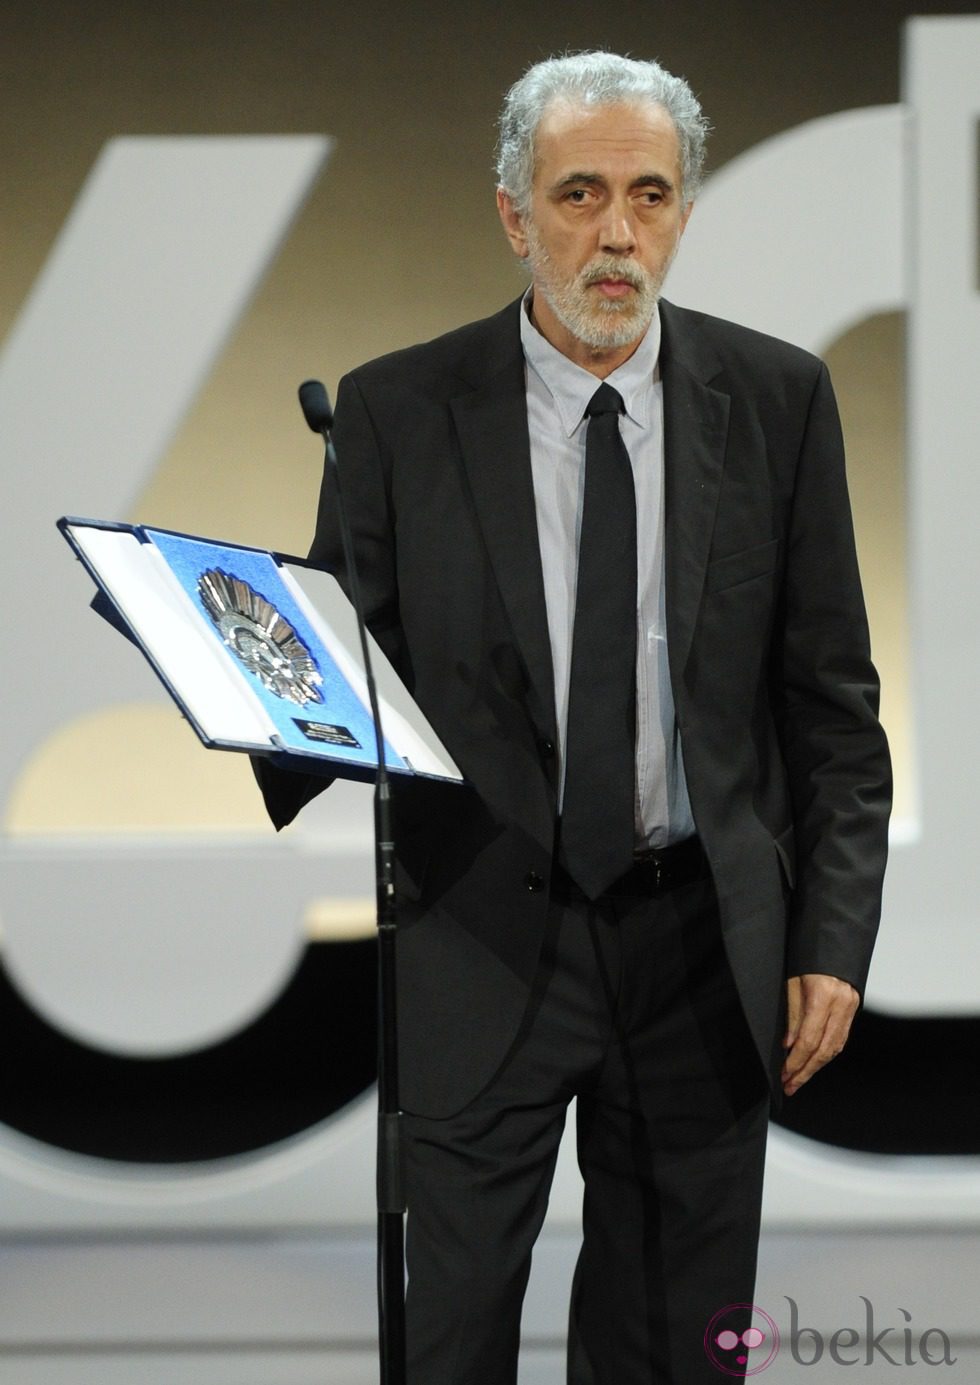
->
xmin=496 ymin=51 xmax=709 ymax=216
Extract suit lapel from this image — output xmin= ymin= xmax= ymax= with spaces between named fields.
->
xmin=659 ymin=300 xmax=731 ymax=682
xmin=450 ymin=305 xmax=558 ymax=742
xmin=446 ymin=298 xmax=730 ymax=737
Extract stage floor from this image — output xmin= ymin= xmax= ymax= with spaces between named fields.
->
xmin=1 ymin=1226 xmax=976 ymax=1382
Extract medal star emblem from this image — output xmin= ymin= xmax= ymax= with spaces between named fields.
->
xmin=198 ymin=568 xmax=324 ymax=707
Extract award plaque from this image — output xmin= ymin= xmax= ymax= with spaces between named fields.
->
xmin=58 ymin=517 xmax=464 ymax=785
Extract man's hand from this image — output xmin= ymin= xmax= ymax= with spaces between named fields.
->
xmin=781 ymin=973 xmax=860 ymax=1097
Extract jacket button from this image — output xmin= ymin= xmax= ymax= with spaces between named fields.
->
xmin=537 ymin=738 xmax=555 ymax=760
xmin=525 ymin=870 xmax=545 ymax=893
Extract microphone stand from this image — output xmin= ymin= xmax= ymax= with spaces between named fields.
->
xmin=298 ymin=381 xmax=405 ymax=1385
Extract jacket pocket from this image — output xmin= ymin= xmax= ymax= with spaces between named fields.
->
xmin=705 ymin=537 xmax=779 ymax=595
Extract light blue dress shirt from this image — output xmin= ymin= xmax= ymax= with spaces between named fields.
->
xmin=519 ymin=295 xmax=696 ymax=848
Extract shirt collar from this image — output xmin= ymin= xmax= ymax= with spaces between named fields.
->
xmin=519 ymin=288 xmax=661 ymax=438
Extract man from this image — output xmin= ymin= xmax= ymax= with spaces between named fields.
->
xmin=258 ymin=51 xmax=891 ymax=1384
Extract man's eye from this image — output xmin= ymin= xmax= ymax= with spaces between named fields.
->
xmin=565 ymin=188 xmax=589 ymax=203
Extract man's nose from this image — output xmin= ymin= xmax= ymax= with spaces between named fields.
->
xmin=598 ymin=201 xmax=637 ymax=254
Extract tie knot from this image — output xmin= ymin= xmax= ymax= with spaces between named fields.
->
xmin=585 ymin=382 xmax=625 ymax=420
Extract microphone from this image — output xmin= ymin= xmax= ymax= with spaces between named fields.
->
xmin=296 ymin=374 xmax=392 ymax=824
xmin=298 ymin=379 xmax=334 ymax=434
xmin=296 ymin=377 xmax=383 ymax=771
xmin=297 ymin=376 xmax=405 ymax=1372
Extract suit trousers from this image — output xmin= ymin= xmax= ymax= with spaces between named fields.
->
xmin=400 ymin=870 xmax=771 ymax=1384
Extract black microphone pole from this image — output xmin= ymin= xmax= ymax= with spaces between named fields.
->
xmin=298 ymin=380 xmax=405 ymax=1385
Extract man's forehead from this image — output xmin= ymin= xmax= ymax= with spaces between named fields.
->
xmin=533 ymin=98 xmax=680 ymax=178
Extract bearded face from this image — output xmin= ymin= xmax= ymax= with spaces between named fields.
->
xmin=498 ymin=100 xmax=692 ymax=366
xmin=524 ymin=221 xmax=671 ymax=350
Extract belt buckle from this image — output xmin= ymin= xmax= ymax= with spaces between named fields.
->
xmin=634 ymin=848 xmax=666 ymax=893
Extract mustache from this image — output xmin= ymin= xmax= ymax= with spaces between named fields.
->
xmin=579 ymin=258 xmax=649 ymax=290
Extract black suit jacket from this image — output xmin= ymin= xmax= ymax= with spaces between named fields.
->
xmin=259 ymin=297 xmax=891 ymax=1117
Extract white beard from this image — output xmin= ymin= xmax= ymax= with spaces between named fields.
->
xmin=525 ymin=224 xmax=672 ymax=350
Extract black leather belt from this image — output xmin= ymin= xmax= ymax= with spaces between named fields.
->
xmin=552 ymin=835 xmax=708 ymax=901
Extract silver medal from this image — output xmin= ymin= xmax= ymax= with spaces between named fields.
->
xmin=198 ymin=568 xmax=324 ymax=706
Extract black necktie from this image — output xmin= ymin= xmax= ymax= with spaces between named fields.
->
xmin=558 ymin=382 xmax=638 ymax=899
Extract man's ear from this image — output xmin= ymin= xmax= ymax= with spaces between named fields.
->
xmin=496 ymin=187 xmax=528 ymax=259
